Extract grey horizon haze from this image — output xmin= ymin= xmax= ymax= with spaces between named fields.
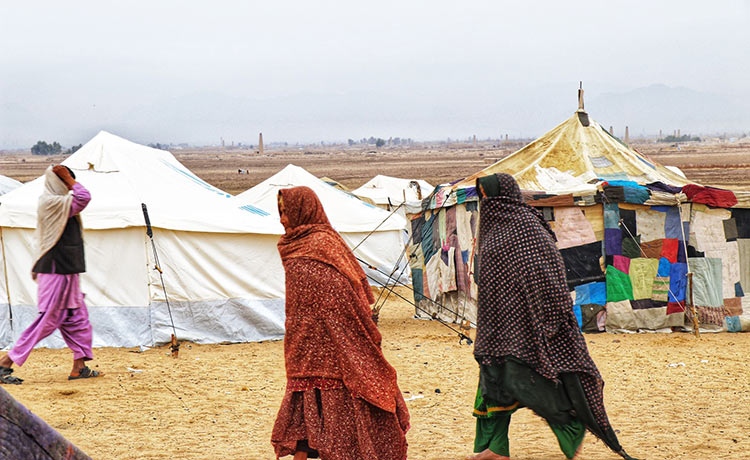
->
xmin=1 ymin=0 xmax=749 ymax=148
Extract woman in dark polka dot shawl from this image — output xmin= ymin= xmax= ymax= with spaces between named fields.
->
xmin=469 ymin=174 xmax=636 ymax=460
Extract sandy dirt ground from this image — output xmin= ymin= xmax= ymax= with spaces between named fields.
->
xmin=2 ymin=145 xmax=750 ymax=459
xmin=3 ymin=286 xmax=749 ymax=460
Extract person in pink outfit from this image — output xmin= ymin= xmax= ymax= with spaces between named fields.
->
xmin=0 ymin=165 xmax=101 ymax=384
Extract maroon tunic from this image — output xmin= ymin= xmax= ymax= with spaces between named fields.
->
xmin=272 ymin=187 xmax=409 ymax=460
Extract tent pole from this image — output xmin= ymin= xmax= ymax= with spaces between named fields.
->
xmin=0 ymin=227 xmax=12 ymax=331
xmin=142 ymin=203 xmax=180 ymax=358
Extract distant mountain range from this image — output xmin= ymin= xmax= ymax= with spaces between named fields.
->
xmin=588 ymin=84 xmax=750 ymax=137
xmin=1 ymin=83 xmax=748 ymax=149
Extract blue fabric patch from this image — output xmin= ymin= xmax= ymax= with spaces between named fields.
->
xmin=623 ymin=187 xmax=650 ymax=204
xmin=726 ymin=316 xmax=741 ymax=333
xmin=575 ymin=282 xmax=607 ymax=306
xmin=669 ymin=262 xmax=688 ymax=302
xmin=736 ymin=282 xmax=745 ymax=298
xmin=606 ymin=180 xmax=647 ymax=190
xmin=604 ymin=203 xmax=620 ymax=229
xmin=572 ymin=304 xmax=583 ymax=329
xmin=658 ymin=257 xmax=672 ymax=277
xmin=604 ymin=228 xmax=622 ymax=256
xmin=462 ymin=249 xmax=469 ymax=265
xmin=651 ymin=206 xmax=672 ymax=213
xmin=665 ymin=207 xmax=682 ymax=239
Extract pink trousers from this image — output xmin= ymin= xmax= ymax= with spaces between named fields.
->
xmin=8 ymin=273 xmax=93 ymax=366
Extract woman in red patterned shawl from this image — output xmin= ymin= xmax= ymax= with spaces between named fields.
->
xmin=271 ymin=186 xmax=409 ymax=460
xmin=468 ymin=174 xmax=637 ymax=460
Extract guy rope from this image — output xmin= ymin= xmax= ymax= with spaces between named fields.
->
xmin=141 ymin=203 xmax=181 ymax=358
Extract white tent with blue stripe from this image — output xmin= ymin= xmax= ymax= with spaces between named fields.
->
xmin=0 ymin=131 xmax=287 ymax=349
xmin=232 ymin=164 xmax=410 ymax=286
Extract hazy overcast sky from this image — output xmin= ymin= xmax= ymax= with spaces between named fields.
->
xmin=1 ymin=1 xmax=749 ymax=147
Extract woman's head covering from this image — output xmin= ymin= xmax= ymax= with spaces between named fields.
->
xmin=476 ymin=173 xmax=555 ymax=239
xmin=33 ymin=166 xmax=76 ymax=267
xmin=277 ymin=186 xmax=375 ymax=305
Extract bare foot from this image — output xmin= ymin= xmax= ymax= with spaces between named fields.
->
xmin=465 ymin=449 xmax=510 ymax=460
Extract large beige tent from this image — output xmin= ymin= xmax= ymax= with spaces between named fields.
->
xmin=0 ymin=131 xmax=287 ymax=349
xmin=412 ymin=107 xmax=750 ymax=333
xmin=435 ymin=111 xmax=691 ymax=206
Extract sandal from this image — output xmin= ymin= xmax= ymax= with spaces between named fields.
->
xmin=68 ymin=366 xmax=102 ymax=380
xmin=0 ymin=366 xmax=23 ymax=385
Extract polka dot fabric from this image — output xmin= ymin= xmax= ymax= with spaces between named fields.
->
xmin=474 ymin=174 xmax=616 ymax=446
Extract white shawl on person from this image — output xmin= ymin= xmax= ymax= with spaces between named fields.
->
xmin=32 ymin=166 xmax=78 ymax=269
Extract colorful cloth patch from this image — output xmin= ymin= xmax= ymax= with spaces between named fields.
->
xmin=686 ymin=305 xmax=725 ymax=327
xmin=660 ymin=238 xmax=679 ymax=263
xmin=574 ymin=282 xmax=607 ymax=306
xmin=559 ymin=241 xmax=605 ymax=287
xmin=630 ymin=258 xmax=660 ymax=300
xmin=739 ymin=239 xmax=750 ymax=295
xmin=622 ymin=235 xmax=642 ymax=259
xmin=668 ymin=262 xmax=688 ymax=303
xmin=726 ymin=316 xmax=742 ymax=332
xmin=580 ymin=304 xmax=606 ymax=332
xmin=631 ymin=299 xmax=659 ymax=310
xmin=605 ymin=300 xmax=637 ymax=330
xmin=604 ymin=203 xmax=620 ymax=229
xmin=724 ymin=219 xmax=739 ymax=241
xmin=636 ymin=209 xmax=667 ymax=242
xmin=604 ymin=228 xmax=622 ymax=256
xmin=652 ymin=276 xmax=670 ymax=302
xmin=606 ymin=266 xmax=633 ymax=302
xmin=723 ymin=297 xmax=743 ymax=317
xmin=665 ymin=207 xmax=683 ymax=240
xmin=667 ymin=301 xmax=685 ymax=315
xmin=572 ymin=304 xmax=583 ymax=328
xmin=640 ymin=239 xmax=663 ymax=259
xmin=612 ymin=255 xmax=631 ymax=274
xmin=691 ymin=257 xmax=724 ymax=308
xmin=657 ymin=257 xmax=672 ymax=277
xmin=619 ymin=208 xmax=637 ymax=239
xmin=554 ymin=207 xmax=598 ymax=250
xmin=731 ymin=208 xmax=750 ymax=238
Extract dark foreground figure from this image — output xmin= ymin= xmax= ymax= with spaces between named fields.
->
xmin=271 ymin=186 xmax=409 ymax=460
xmin=0 ymin=386 xmax=91 ymax=460
xmin=469 ymin=173 xmax=638 ymax=460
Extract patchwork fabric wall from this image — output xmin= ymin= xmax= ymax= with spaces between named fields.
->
xmin=550 ymin=205 xmax=607 ymax=332
xmin=408 ymin=201 xmax=479 ymax=323
xmin=688 ymin=206 xmax=750 ymax=331
xmin=408 ymin=197 xmax=750 ymax=333
xmin=603 ymin=203 xmax=750 ymax=331
xmin=603 ymin=203 xmax=687 ymax=330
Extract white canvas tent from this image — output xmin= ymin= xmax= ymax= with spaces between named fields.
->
xmin=352 ymin=175 xmax=434 ymax=215
xmin=0 ymin=175 xmax=21 ymax=195
xmin=0 ymin=131 xmax=287 ymax=349
xmin=232 ymin=165 xmax=409 ymax=285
